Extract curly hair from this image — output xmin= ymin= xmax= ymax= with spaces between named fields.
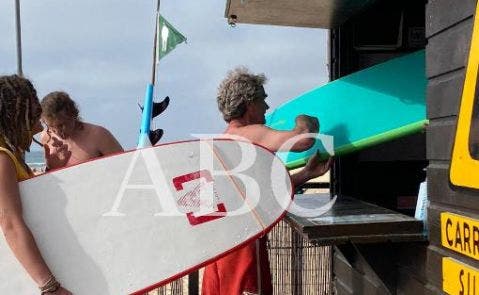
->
xmin=217 ymin=67 xmax=267 ymax=122
xmin=0 ymin=75 xmax=40 ymax=153
xmin=41 ymin=91 xmax=81 ymax=122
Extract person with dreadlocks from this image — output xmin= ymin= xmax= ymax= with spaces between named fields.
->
xmin=40 ymin=91 xmax=123 ymax=170
xmin=0 ymin=75 xmax=72 ymax=294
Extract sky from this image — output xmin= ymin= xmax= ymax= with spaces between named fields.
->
xmin=0 ymin=0 xmax=328 ymax=151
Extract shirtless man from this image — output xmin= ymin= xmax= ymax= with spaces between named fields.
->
xmin=40 ymin=91 xmax=123 ymax=170
xmin=202 ymin=67 xmax=332 ymax=295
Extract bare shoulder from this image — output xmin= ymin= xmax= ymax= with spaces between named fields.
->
xmin=82 ymin=122 xmax=113 ymax=138
xmin=229 ymin=124 xmax=272 ymax=138
xmin=82 ymin=122 xmax=105 ymax=133
xmin=0 ymin=152 xmax=16 ymax=176
xmin=227 ymin=123 xmax=307 ymax=152
xmin=241 ymin=124 xmax=271 ymax=132
xmin=82 ymin=122 xmax=123 ymax=154
xmin=0 ymin=152 xmax=12 ymax=165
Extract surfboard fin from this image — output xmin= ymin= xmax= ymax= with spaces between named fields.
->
xmin=152 ymin=96 xmax=170 ymax=118
xmin=149 ymin=129 xmax=164 ymax=145
xmin=138 ymin=96 xmax=170 ymax=119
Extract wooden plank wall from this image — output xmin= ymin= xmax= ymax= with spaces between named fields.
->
xmin=335 ymin=1 xmax=479 ymax=294
xmin=426 ymin=0 xmax=478 ymax=293
xmin=334 ymin=243 xmax=395 ymax=295
xmin=333 ymin=241 xmax=432 ymax=295
xmin=395 ymin=242 xmax=432 ymax=295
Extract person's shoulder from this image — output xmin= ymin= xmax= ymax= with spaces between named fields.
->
xmin=0 ymin=150 xmax=16 ymax=174
xmin=245 ymin=123 xmax=270 ymax=130
xmin=240 ymin=124 xmax=273 ymax=135
xmin=82 ymin=123 xmax=122 ymax=153
xmin=233 ymin=124 xmax=269 ymax=133
xmin=82 ymin=122 xmax=111 ymax=136
xmin=226 ymin=124 xmax=271 ymax=142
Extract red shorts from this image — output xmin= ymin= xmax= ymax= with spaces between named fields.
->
xmin=202 ymin=236 xmax=272 ymax=295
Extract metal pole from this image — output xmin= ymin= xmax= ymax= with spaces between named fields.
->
xmin=151 ymin=0 xmax=161 ymax=84
xmin=14 ymin=0 xmax=23 ymax=76
xmin=138 ymin=0 xmax=161 ymax=147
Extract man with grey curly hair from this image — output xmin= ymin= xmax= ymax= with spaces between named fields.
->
xmin=217 ymin=67 xmax=268 ymax=123
xmin=216 ymin=67 xmax=324 ymax=152
xmin=203 ymin=67 xmax=332 ymax=295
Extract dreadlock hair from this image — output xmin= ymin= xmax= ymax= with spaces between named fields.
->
xmin=0 ymin=75 xmax=40 ymax=153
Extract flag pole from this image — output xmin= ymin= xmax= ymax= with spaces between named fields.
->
xmin=151 ymin=0 xmax=160 ymax=84
xmin=138 ymin=0 xmax=161 ymax=148
xmin=14 ymin=0 xmax=23 ymax=77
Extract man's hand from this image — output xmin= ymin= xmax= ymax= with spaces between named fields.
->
xmin=303 ymin=152 xmax=332 ymax=180
xmin=44 ymin=137 xmax=71 ymax=170
xmin=291 ymin=152 xmax=332 ymax=187
xmin=294 ymin=115 xmax=319 ymax=134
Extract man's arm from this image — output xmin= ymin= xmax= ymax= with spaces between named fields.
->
xmin=96 ymin=127 xmax=124 ymax=156
xmin=291 ymin=154 xmax=332 ymax=187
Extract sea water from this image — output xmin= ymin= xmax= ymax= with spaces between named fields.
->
xmin=25 ymin=150 xmax=46 ymax=171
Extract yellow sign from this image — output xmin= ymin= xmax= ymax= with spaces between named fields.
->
xmin=441 ymin=212 xmax=479 ymax=260
xmin=450 ymin=1 xmax=479 ymax=189
xmin=443 ymin=257 xmax=479 ymax=295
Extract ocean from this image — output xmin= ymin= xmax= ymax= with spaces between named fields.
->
xmin=25 ymin=150 xmax=46 ymax=170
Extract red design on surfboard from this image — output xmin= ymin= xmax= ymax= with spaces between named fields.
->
xmin=173 ymin=170 xmax=227 ymax=226
xmin=186 ymin=203 xmax=226 ymax=226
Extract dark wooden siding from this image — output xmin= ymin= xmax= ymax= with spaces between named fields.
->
xmin=426 ymin=0 xmax=479 ymax=293
xmin=333 ymin=244 xmax=394 ymax=295
xmin=330 ymin=0 xmax=479 ymax=294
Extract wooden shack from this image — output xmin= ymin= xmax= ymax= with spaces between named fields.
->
xmin=222 ymin=0 xmax=479 ymax=294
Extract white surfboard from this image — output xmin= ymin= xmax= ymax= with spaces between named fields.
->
xmin=0 ymin=139 xmax=293 ymax=294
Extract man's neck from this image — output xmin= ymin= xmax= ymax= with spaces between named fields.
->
xmin=228 ymin=119 xmax=247 ymax=128
xmin=226 ymin=118 xmax=251 ymax=133
xmin=229 ymin=114 xmax=262 ymax=127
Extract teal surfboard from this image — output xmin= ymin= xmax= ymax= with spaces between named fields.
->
xmin=266 ymin=50 xmax=427 ymax=169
